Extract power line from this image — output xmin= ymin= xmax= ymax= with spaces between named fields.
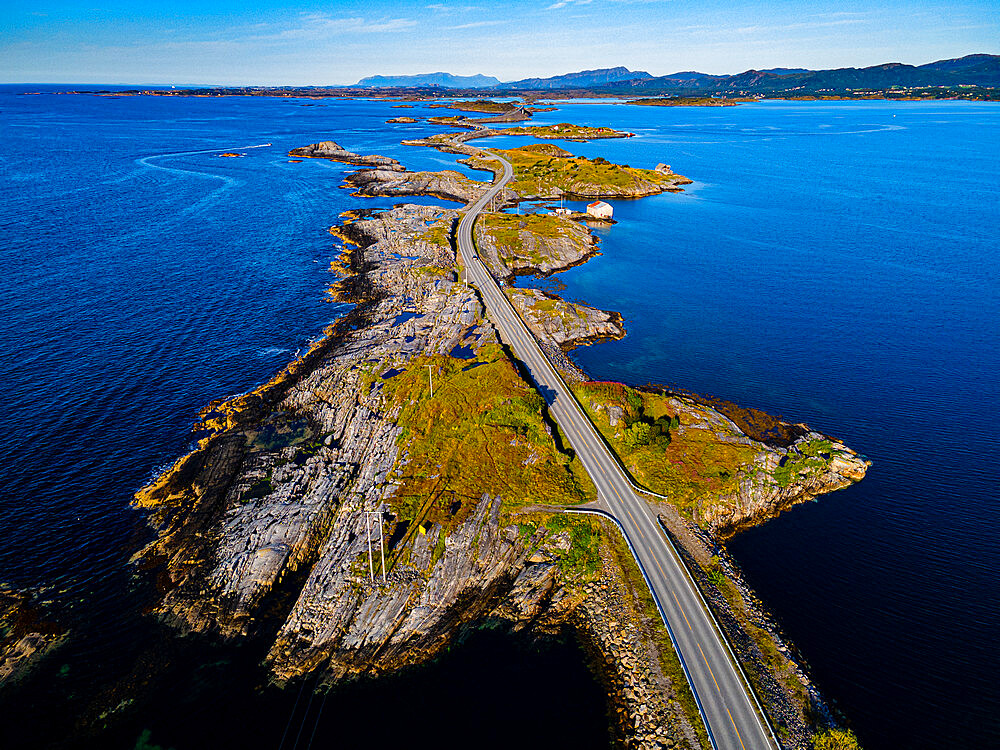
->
xmin=277 ymin=673 xmax=309 ymax=750
xmin=289 ymin=671 xmax=322 ymax=750
xmin=304 ymin=690 xmax=330 ymax=750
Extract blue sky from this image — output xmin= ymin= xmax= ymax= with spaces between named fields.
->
xmin=2 ymin=0 xmax=997 ymax=84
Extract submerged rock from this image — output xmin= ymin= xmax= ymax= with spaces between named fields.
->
xmin=0 ymin=587 xmax=66 ymax=687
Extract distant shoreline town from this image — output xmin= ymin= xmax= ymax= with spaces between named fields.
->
xmin=49 ymin=54 xmax=1000 ymax=102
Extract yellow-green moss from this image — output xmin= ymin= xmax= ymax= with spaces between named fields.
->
xmin=479 ymin=212 xmax=589 ymax=270
xmin=573 ymin=382 xmax=759 ymax=518
xmin=468 ymin=144 xmax=684 ymax=197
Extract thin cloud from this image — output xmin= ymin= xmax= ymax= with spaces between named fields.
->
xmin=546 ymin=0 xmax=594 ymax=9
xmin=449 ymin=20 xmax=505 ymax=30
xmin=289 ymin=13 xmax=418 ymax=36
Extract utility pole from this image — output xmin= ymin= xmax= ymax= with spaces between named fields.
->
xmin=378 ymin=512 xmax=386 ymax=583
xmin=364 ymin=509 xmax=387 ymax=584
xmin=366 ymin=508 xmax=374 ymax=582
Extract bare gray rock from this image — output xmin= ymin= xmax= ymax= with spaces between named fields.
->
xmin=289 ymin=141 xmax=405 ymax=170
xmin=507 ymin=287 xmax=625 ymax=349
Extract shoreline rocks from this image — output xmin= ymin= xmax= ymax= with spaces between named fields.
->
xmin=1 ymin=587 xmax=67 ymax=688
xmin=507 ymin=287 xmax=626 ymax=350
xmin=288 ymin=141 xmax=406 ymax=170
xmin=346 ymin=167 xmax=490 ymax=204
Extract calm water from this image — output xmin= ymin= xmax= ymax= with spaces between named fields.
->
xmin=1 ymin=90 xmax=997 ymax=749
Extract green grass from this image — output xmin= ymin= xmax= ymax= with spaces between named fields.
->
xmin=813 ymin=727 xmax=862 ymax=750
xmin=573 ymin=382 xmax=759 ymax=521
xmin=479 ymin=212 xmax=589 ymax=270
xmin=382 ymin=344 xmax=587 ymax=548
xmin=772 ymin=439 xmax=835 ymax=487
xmin=467 ymin=144 xmax=685 ymax=197
xmin=537 ymin=513 xmax=602 ymax=578
xmin=503 ymin=123 xmax=631 ymax=139
xmin=628 ymin=97 xmax=743 ymax=107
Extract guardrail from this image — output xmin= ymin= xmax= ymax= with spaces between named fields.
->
xmin=654 ymin=518 xmax=783 ymax=750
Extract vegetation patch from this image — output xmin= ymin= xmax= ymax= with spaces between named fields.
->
xmin=428 ymin=100 xmax=521 ymax=114
xmin=503 ymin=123 xmax=632 ymax=140
xmin=383 ymin=344 xmax=587 ymax=540
xmin=519 ymin=514 xmax=602 ymax=578
xmin=628 ymin=97 xmax=744 ymax=107
xmin=813 ymin=727 xmax=862 ymax=750
xmin=573 ymin=382 xmax=759 ymax=520
xmin=467 ymin=144 xmax=688 ymax=198
xmin=772 ymin=438 xmax=834 ymax=488
xmin=479 ymin=212 xmax=590 ymax=271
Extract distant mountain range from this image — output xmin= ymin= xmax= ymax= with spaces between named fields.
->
xmin=504 ymin=67 xmax=652 ymax=90
xmin=351 ymin=55 xmax=999 ymax=95
xmin=353 ymin=72 xmax=501 ymax=88
xmin=351 ymin=67 xmax=651 ymax=89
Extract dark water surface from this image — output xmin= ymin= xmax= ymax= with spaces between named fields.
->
xmin=1 ymin=89 xmax=998 ymax=749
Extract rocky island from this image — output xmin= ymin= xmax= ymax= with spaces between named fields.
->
xmin=130 ymin=119 xmax=867 ymax=750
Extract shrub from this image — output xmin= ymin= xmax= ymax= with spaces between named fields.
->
xmin=813 ymin=728 xmax=862 ymax=750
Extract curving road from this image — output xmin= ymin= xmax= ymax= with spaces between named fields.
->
xmin=457 ymin=152 xmax=778 ymax=750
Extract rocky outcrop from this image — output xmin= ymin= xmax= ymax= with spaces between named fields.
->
xmin=289 ymin=141 xmax=405 ymax=170
xmin=508 ymin=288 xmax=625 ymax=349
xmin=474 ymin=212 xmax=597 ymax=280
xmin=0 ymin=587 xmax=66 ymax=687
xmin=658 ymin=393 xmax=869 ymax=535
xmin=581 ymin=385 xmax=870 ymax=536
xmin=386 ymin=116 xmax=418 ymax=123
xmin=346 ymin=168 xmax=490 ymax=204
xmin=133 ymin=205 xmax=589 ymax=687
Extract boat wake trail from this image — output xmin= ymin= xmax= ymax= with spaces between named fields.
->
xmin=135 ymin=143 xmax=272 ymax=215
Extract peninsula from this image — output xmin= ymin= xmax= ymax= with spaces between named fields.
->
xmin=129 ymin=118 xmax=867 ymax=750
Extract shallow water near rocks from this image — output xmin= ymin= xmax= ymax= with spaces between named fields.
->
xmin=1 ymin=89 xmax=998 ymax=749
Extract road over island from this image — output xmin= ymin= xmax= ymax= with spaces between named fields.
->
xmin=456 ymin=151 xmax=779 ymax=750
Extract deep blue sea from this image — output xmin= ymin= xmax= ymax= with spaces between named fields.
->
xmin=1 ymin=87 xmax=997 ymax=749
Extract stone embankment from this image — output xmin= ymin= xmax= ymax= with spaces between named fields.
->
xmin=575 ymin=530 xmax=703 ymax=750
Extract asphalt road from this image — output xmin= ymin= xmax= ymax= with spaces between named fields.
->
xmin=456 ymin=151 xmax=778 ymax=750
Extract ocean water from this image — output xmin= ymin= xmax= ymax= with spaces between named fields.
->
xmin=1 ymin=89 xmax=997 ymax=749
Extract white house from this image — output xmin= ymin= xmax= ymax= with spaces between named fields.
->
xmin=586 ymin=200 xmax=613 ymax=220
